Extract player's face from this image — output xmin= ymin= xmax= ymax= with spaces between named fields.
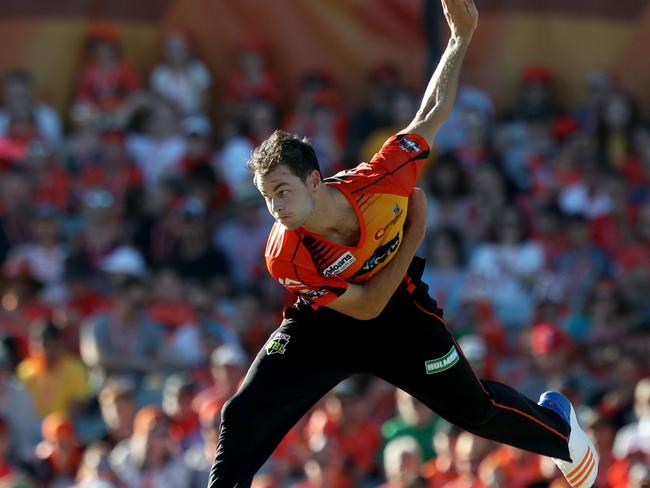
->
xmin=256 ymin=165 xmax=316 ymax=230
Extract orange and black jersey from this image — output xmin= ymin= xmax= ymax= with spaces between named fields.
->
xmin=265 ymin=133 xmax=430 ymax=307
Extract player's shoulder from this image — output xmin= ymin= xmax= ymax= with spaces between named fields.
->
xmin=265 ymin=222 xmax=301 ymax=261
xmin=374 ymin=133 xmax=430 ymax=161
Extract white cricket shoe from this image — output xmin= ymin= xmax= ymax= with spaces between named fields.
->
xmin=538 ymin=391 xmax=599 ymax=488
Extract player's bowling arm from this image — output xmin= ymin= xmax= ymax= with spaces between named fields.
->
xmin=400 ymin=0 xmax=478 ymax=147
xmin=325 ymin=189 xmax=427 ymax=320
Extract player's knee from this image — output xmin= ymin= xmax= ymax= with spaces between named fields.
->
xmin=220 ymin=392 xmax=255 ymax=430
xmin=456 ymin=397 xmax=491 ymax=427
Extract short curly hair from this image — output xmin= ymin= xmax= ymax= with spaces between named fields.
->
xmin=248 ymin=130 xmax=321 ymax=184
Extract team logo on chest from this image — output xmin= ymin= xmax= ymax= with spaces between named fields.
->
xmin=375 ymin=204 xmax=403 ymax=240
xmin=322 ymin=251 xmax=356 ymax=277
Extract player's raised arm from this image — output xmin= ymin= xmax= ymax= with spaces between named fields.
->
xmin=400 ymin=0 xmax=478 ymax=147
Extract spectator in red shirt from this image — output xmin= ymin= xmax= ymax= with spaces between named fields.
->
xmin=31 ymin=413 xmax=84 ymax=486
xmin=225 ymin=39 xmax=279 ymax=107
xmin=304 ymin=380 xmax=381 ymax=481
xmin=76 ymin=24 xmax=141 ymax=114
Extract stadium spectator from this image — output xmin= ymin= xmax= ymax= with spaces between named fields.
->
xmin=75 ymin=24 xmax=140 ymax=114
xmin=0 ymin=69 xmax=63 ymax=147
xmin=30 ymin=412 xmax=84 ymax=487
xmin=150 ymin=29 xmax=211 ymax=116
xmin=109 ymin=405 xmax=190 ymax=487
xmin=17 ymin=321 xmax=90 ymax=417
xmin=97 ymin=378 xmax=137 ymax=448
xmin=382 ymin=389 xmax=438 ymax=464
xmin=80 ymin=278 xmax=165 ymax=387
xmin=380 ymin=436 xmax=426 ymax=488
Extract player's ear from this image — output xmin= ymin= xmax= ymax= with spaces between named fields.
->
xmin=306 ymin=170 xmax=321 ymax=191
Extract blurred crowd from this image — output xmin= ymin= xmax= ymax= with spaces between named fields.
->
xmin=0 ymin=21 xmax=646 ymax=488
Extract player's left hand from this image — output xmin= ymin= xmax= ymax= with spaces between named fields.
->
xmin=442 ymin=0 xmax=478 ymax=40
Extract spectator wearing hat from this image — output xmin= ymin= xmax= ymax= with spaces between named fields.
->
xmin=527 ymin=322 xmax=598 ymax=404
xmin=0 ymin=69 xmax=62 ymax=148
xmin=379 ymin=435 xmax=426 ymax=488
xmin=150 ymin=29 xmax=212 ymax=116
xmin=109 ymin=406 xmax=189 ymax=488
xmin=80 ymin=278 xmax=165 ymax=387
xmin=192 ymin=344 xmax=247 ymax=417
xmin=77 ymin=187 xmax=124 ymax=269
xmin=99 ymin=245 xmax=147 ymax=286
xmin=17 ymin=321 xmax=90 ymax=417
xmin=30 ymin=412 xmax=83 ymax=486
xmin=75 ymin=23 xmax=140 ymax=113
xmin=224 ymin=39 xmax=279 ymax=108
xmin=511 ymin=65 xmax=559 ymax=123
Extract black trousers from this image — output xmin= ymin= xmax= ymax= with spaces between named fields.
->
xmin=208 ymin=257 xmax=571 ymax=487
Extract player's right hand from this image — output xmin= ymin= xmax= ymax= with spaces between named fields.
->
xmin=404 ymin=187 xmax=427 ymax=244
xmin=442 ymin=0 xmax=478 ymax=40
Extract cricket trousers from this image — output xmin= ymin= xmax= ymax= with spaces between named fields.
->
xmin=208 ymin=257 xmax=571 ymax=487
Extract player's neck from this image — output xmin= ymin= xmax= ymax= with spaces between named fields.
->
xmin=302 ymin=186 xmax=352 ymax=236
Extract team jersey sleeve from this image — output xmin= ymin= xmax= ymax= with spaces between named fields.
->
xmin=269 ymin=258 xmax=349 ymax=307
xmin=369 ymin=133 xmax=430 ymax=192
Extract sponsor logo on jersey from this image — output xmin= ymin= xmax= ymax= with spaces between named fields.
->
xmin=399 ymin=137 xmax=420 ymax=153
xmin=352 ymin=234 xmax=400 ymax=278
xmin=374 ymin=204 xmax=403 ymax=240
xmin=266 ymin=332 xmax=291 ymax=355
xmin=322 ymin=251 xmax=356 ymax=277
xmin=298 ymin=289 xmax=327 ymax=299
xmin=278 ymin=277 xmax=304 ymax=288
xmin=425 ymin=346 xmax=459 ymax=374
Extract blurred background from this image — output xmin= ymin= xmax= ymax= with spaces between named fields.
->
xmin=0 ymin=0 xmax=646 ymax=487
